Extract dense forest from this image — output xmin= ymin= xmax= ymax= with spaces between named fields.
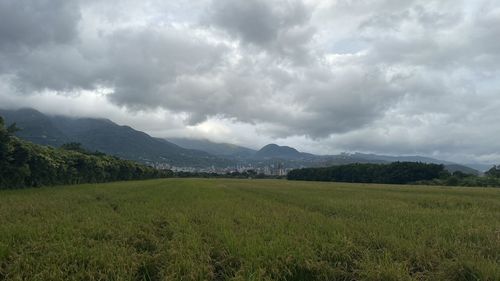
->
xmin=288 ymin=162 xmax=500 ymax=187
xmin=287 ymin=162 xmax=445 ymax=184
xmin=0 ymin=117 xmax=172 ymax=189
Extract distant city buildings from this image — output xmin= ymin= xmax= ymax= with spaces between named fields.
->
xmin=146 ymin=161 xmax=293 ymax=176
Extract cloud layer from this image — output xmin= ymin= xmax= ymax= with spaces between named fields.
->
xmin=0 ymin=0 xmax=499 ymax=163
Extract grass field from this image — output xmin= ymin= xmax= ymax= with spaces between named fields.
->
xmin=0 ymin=179 xmax=499 ymax=281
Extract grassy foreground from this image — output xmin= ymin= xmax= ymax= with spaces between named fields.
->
xmin=0 ymin=179 xmax=499 ymax=281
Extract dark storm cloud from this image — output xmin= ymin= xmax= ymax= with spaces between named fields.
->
xmin=207 ymin=0 xmax=310 ymax=46
xmin=0 ymin=0 xmax=80 ymax=50
xmin=205 ymin=0 xmax=315 ymax=64
xmin=288 ymin=66 xmax=403 ymax=137
xmin=0 ymin=0 xmax=82 ymax=84
xmin=2 ymin=23 xmax=229 ymax=110
xmin=0 ymin=0 xmax=327 ymax=134
xmin=103 ymin=27 xmax=229 ymax=110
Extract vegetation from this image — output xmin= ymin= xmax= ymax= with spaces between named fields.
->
xmin=287 ymin=162 xmax=446 ymax=184
xmin=0 ymin=179 xmax=499 ymax=280
xmin=0 ymin=117 xmax=170 ymax=189
xmin=288 ymin=162 xmax=500 ymax=187
xmin=419 ymin=170 xmax=500 ymax=188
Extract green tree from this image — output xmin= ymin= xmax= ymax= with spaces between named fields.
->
xmin=0 ymin=115 xmax=172 ymax=189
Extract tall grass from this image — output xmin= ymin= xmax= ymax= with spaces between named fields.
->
xmin=0 ymin=179 xmax=499 ymax=280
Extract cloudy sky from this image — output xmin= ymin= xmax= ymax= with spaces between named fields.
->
xmin=0 ymin=0 xmax=499 ymax=164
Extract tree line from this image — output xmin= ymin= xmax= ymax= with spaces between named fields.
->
xmin=287 ymin=162 xmax=500 ymax=187
xmin=287 ymin=162 xmax=446 ymax=184
xmin=0 ymin=117 xmax=171 ymax=189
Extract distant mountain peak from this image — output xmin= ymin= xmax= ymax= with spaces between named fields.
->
xmin=260 ymin=143 xmax=298 ymax=151
xmin=255 ymin=144 xmax=303 ymax=159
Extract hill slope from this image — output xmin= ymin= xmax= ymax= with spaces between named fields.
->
xmin=254 ymin=144 xmax=313 ymax=160
xmin=168 ymin=138 xmax=256 ymax=158
xmin=0 ymin=108 xmax=231 ymax=167
xmin=0 ymin=108 xmax=70 ymax=146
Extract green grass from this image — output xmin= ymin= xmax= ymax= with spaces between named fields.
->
xmin=0 ymin=179 xmax=499 ymax=281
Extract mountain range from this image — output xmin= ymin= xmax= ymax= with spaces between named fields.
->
xmin=0 ymin=108 xmax=230 ymax=167
xmin=0 ymin=108 xmax=483 ymax=174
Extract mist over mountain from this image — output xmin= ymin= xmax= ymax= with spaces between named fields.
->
xmin=0 ymin=108 xmax=231 ymax=167
xmin=0 ymin=108 xmax=70 ymax=146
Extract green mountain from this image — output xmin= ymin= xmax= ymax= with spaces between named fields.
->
xmin=0 ymin=116 xmax=169 ymax=189
xmin=254 ymin=144 xmax=314 ymax=160
xmin=0 ymin=108 xmax=70 ymax=146
xmin=0 ymin=108 xmax=232 ymax=168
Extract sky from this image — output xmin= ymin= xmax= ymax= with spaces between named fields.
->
xmin=0 ymin=0 xmax=499 ymax=164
